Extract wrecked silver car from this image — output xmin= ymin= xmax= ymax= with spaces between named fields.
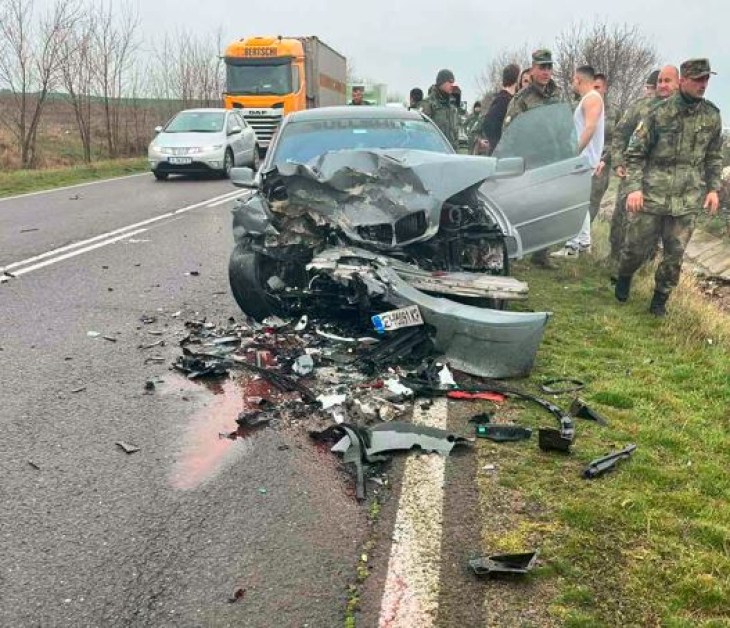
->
xmin=228 ymin=105 xmax=590 ymax=377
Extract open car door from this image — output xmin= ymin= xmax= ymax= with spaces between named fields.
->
xmin=480 ymin=103 xmax=591 ymax=257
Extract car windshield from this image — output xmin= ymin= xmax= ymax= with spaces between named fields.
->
xmin=272 ymin=117 xmax=453 ymax=165
xmin=226 ymin=60 xmax=292 ymax=96
xmin=492 ymin=103 xmax=577 ymax=169
xmin=165 ymin=112 xmax=225 ymax=133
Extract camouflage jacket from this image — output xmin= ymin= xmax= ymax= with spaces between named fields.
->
xmin=502 ymin=80 xmax=562 ymax=129
xmin=421 ymin=89 xmax=459 ymax=149
xmin=624 ymin=91 xmax=723 ymax=216
xmin=610 ymin=96 xmax=658 ymax=170
xmin=600 ymin=102 xmax=620 ymax=166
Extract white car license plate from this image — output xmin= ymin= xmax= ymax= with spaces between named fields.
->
xmin=169 ymin=157 xmax=192 ymax=165
xmin=372 ymin=305 xmax=424 ymax=333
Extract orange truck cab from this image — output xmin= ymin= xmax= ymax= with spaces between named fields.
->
xmin=223 ymin=36 xmax=346 ymax=150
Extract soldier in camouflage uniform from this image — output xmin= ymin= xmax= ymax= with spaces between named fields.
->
xmin=503 ymin=49 xmax=562 ymax=266
xmin=608 ymin=66 xmax=679 ymax=261
xmin=421 ymin=69 xmax=460 ymax=150
xmin=502 ymin=49 xmax=562 ymax=130
xmin=616 ymin=59 xmax=723 ymax=316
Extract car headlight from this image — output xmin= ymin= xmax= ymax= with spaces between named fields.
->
xmin=150 ymin=144 xmax=169 ymax=154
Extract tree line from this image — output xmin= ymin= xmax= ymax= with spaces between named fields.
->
xmin=0 ymin=0 xmax=225 ymax=168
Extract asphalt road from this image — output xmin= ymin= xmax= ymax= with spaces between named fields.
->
xmin=0 ymin=172 xmax=520 ymax=628
xmin=0 ymin=174 xmax=370 ymax=627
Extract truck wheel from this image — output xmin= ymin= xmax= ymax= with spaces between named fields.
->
xmin=153 ymin=171 xmax=168 ymax=181
xmin=228 ymin=245 xmax=281 ymax=321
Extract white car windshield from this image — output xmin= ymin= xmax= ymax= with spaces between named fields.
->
xmin=165 ymin=112 xmax=225 ymax=133
xmin=272 ymin=118 xmax=453 ymax=165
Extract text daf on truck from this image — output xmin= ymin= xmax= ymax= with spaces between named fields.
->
xmin=223 ymin=36 xmax=347 ymax=150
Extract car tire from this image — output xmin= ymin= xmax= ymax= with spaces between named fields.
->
xmin=153 ymin=171 xmax=168 ymax=181
xmin=222 ymin=149 xmax=234 ymax=179
xmin=251 ymin=145 xmax=261 ymax=170
xmin=228 ymin=245 xmax=280 ymax=321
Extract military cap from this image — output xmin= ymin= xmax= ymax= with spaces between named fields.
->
xmin=645 ymin=70 xmax=659 ymax=87
xmin=680 ymin=58 xmax=716 ymax=79
xmin=436 ymin=69 xmax=455 ymax=86
xmin=531 ymin=49 xmax=553 ymax=65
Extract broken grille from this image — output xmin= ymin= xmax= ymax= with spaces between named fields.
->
xmin=395 ymin=211 xmax=427 ymax=243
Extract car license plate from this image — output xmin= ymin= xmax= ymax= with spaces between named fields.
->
xmin=169 ymin=157 xmax=192 ymax=165
xmin=372 ymin=305 xmax=424 ymax=333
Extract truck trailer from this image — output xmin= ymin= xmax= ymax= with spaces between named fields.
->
xmin=223 ymin=36 xmax=347 ymax=150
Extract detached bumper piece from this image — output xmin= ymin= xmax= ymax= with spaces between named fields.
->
xmin=469 ymin=551 xmax=539 ymax=577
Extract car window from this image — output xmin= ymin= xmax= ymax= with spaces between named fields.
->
xmin=271 ymin=118 xmax=453 ymax=165
xmin=165 ymin=111 xmax=225 ymax=133
xmin=226 ymin=114 xmax=238 ymax=134
xmin=236 ymin=113 xmax=247 ymax=128
xmin=492 ymin=103 xmax=577 ymax=169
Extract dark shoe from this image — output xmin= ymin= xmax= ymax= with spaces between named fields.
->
xmin=530 ymin=249 xmax=554 ymax=269
xmin=649 ymin=291 xmax=669 ymax=317
xmin=614 ymin=275 xmax=633 ymax=302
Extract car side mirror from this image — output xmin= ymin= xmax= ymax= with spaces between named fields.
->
xmin=154 ymin=126 xmax=163 ymax=134
xmin=230 ymin=167 xmax=257 ymax=188
xmin=228 ymin=126 xmax=242 ymax=136
xmin=494 ymin=157 xmax=525 ymax=178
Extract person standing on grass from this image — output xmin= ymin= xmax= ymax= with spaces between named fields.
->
xmin=615 ymin=58 xmax=723 ymax=317
xmin=551 ymin=65 xmax=604 ymax=258
xmin=480 ymin=63 xmax=520 ymax=155
xmin=608 ymin=65 xmax=679 ymax=264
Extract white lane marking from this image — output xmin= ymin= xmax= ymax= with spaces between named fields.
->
xmin=12 ymin=229 xmax=148 ymax=276
xmin=207 ymin=196 xmax=239 ymax=208
xmin=0 ymin=172 xmax=149 ymax=203
xmin=378 ymin=398 xmax=447 ymax=628
xmin=2 ymin=189 xmax=241 ymax=273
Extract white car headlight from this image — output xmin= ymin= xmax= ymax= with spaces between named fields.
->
xmin=151 ymin=144 xmax=169 ymax=154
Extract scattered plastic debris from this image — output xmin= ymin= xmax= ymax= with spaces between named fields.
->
xmin=115 ymin=441 xmax=140 ymax=454
xmin=87 ymin=331 xmax=101 ymax=338
xmin=292 ymin=354 xmax=314 ymax=376
xmin=469 ymin=551 xmax=539 ymax=577
xmin=583 ymin=444 xmax=637 ymax=479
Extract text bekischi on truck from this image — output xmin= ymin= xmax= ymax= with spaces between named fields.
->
xmin=222 ymin=36 xmax=347 ymax=152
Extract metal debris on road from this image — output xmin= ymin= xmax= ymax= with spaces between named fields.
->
xmin=469 ymin=551 xmax=539 ymax=577
xmin=115 ymin=441 xmax=141 ymax=454
xmin=70 ymin=387 xmax=87 ymax=394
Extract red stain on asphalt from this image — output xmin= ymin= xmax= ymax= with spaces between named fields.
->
xmin=170 ymin=373 xmax=275 ymax=490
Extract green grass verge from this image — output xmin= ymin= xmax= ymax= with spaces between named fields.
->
xmin=0 ymin=158 xmax=148 ymax=198
xmin=478 ymin=223 xmax=730 ymax=626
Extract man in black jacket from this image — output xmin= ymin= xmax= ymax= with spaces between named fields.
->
xmin=480 ymin=63 xmax=521 ymax=155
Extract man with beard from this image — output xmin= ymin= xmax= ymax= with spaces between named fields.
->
xmin=616 ymin=59 xmax=723 ymax=317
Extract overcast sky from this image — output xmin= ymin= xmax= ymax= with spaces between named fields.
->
xmin=37 ymin=0 xmax=730 ymax=113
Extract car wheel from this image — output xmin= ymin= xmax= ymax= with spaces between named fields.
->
xmin=251 ymin=145 xmax=261 ymax=170
xmin=153 ymin=171 xmax=168 ymax=181
xmin=222 ymin=149 xmax=234 ymax=179
xmin=228 ymin=245 xmax=281 ymax=321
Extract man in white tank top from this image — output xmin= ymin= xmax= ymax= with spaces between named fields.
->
xmin=552 ymin=65 xmax=605 ymax=257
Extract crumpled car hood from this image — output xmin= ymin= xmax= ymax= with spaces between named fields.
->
xmin=273 ymin=149 xmax=506 ymax=247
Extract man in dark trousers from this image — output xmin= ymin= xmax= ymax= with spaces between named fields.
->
xmin=480 ymin=63 xmax=520 ymax=154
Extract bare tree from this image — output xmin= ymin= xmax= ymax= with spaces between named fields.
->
xmin=0 ymin=0 xmax=80 ymax=168
xmin=475 ymin=45 xmax=530 ymax=101
xmin=554 ymin=21 xmax=657 ymax=111
xmin=91 ymin=1 xmax=139 ymax=158
xmin=61 ymin=12 xmax=95 ymax=162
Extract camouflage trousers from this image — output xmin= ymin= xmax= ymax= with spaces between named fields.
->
xmin=609 ymin=180 xmax=628 ymax=260
xmin=618 ymin=211 xmax=697 ymax=295
xmin=589 ymin=166 xmax=610 ymax=221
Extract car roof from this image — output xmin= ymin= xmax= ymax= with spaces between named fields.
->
xmin=286 ymin=106 xmax=424 ymax=123
xmin=178 ymin=108 xmax=229 ymax=114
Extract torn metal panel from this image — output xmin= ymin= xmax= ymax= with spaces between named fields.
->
xmin=331 ymin=421 xmax=471 ymax=457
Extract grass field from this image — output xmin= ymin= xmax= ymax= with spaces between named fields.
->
xmin=0 ymin=158 xmax=148 ymax=198
xmin=474 ymin=222 xmax=729 ymax=626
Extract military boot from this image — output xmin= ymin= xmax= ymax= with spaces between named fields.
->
xmin=649 ymin=290 xmax=669 ymax=317
xmin=614 ymin=275 xmax=633 ymax=303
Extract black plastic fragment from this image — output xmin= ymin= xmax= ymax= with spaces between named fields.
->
xmin=475 ymin=424 xmax=532 ymax=442
xmin=583 ymin=443 xmax=636 ymax=479
xmin=540 ymin=378 xmax=585 ymax=394
xmin=469 ymin=551 xmax=538 ymax=576
xmin=569 ymin=398 xmax=608 ymax=426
